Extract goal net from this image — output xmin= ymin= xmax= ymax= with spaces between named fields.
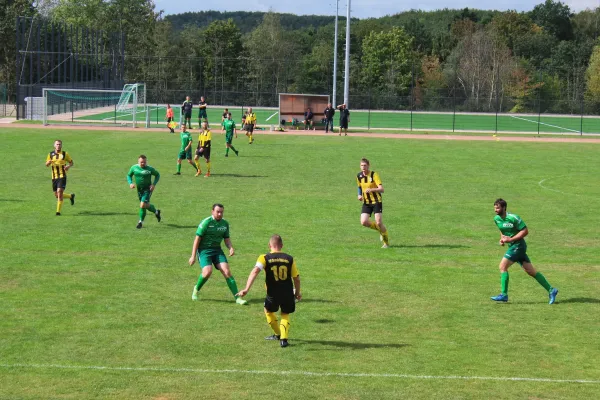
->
xmin=279 ymin=93 xmax=330 ymax=130
xmin=43 ymin=83 xmax=148 ymax=127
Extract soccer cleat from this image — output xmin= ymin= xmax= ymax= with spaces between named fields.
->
xmin=280 ymin=339 xmax=289 ymax=348
xmin=204 ymin=172 xmax=210 ymax=178
xmin=136 ymin=221 xmax=143 ymax=229
xmin=235 ymin=297 xmax=248 ymax=305
xmin=265 ymin=334 xmax=280 ymax=340
xmin=235 ymin=150 xmax=239 ymax=156
xmin=155 ymin=209 xmax=161 ymax=222
xmin=56 ymin=212 xmax=61 ymax=216
xmin=174 ymin=172 xmax=181 ymax=175
xmin=195 ymin=170 xmax=202 ymax=177
xmin=225 ymin=154 xmax=228 ymax=157
xmin=192 ymin=286 xmax=199 ymax=301
xmin=70 ymin=193 xmax=75 ymax=206
xmin=549 ymin=288 xmax=559 ymax=304
xmin=381 ymin=243 xmax=390 ymax=248
xmin=491 ymin=293 xmax=508 ymax=302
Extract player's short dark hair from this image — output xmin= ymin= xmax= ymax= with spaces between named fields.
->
xmin=361 ymin=158 xmax=370 ymax=165
xmin=224 ymin=108 xmax=228 ymax=111
xmin=494 ymin=198 xmax=507 ymax=208
xmin=270 ymin=234 xmax=283 ymax=247
xmin=139 ymin=154 xmax=147 ymax=159
xmin=227 ymin=113 xmax=232 ymax=117
xmin=212 ymin=203 xmax=224 ymax=210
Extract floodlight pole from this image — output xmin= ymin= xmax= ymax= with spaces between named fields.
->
xmin=332 ymin=0 xmax=339 ymax=107
xmin=343 ymin=0 xmax=351 ymax=108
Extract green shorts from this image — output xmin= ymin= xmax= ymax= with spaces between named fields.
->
xmin=178 ymin=149 xmax=193 ymax=160
xmin=503 ymin=244 xmax=530 ymax=265
xmin=226 ymin=133 xmax=234 ymax=144
xmin=197 ymin=248 xmax=228 ymax=268
xmin=137 ymin=189 xmax=152 ymax=203
xmin=198 ymin=110 xmax=207 ymax=119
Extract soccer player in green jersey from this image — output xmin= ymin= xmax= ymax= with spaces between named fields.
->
xmin=188 ymin=204 xmax=248 ymax=305
xmin=491 ymin=199 xmax=558 ymax=304
xmin=175 ymin=124 xmax=198 ymax=175
xmin=127 ymin=155 xmax=161 ymax=229
xmin=223 ymin=113 xmax=239 ymax=157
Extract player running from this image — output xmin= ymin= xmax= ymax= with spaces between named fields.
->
xmin=491 ymin=198 xmax=558 ymax=304
xmin=45 ymin=140 xmax=75 ymax=216
xmin=223 ymin=112 xmax=239 ymax=157
xmin=357 ymin=158 xmax=389 ymax=247
xmin=127 ymin=155 xmax=161 ymax=229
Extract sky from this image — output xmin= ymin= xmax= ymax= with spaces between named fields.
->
xmin=155 ymin=0 xmax=599 ymax=19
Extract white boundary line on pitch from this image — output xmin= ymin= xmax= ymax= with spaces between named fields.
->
xmin=1 ymin=363 xmax=599 ymax=384
xmin=509 ymin=115 xmax=580 ymax=134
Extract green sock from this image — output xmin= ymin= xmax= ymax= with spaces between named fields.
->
xmin=147 ymin=204 xmax=156 ymax=213
xmin=225 ymin=277 xmax=240 ymax=298
xmin=139 ymin=208 xmax=146 ymax=221
xmin=230 ymin=145 xmax=237 ymax=152
xmin=534 ymin=272 xmax=552 ymax=292
xmin=196 ymin=275 xmax=208 ymax=291
xmin=177 ymin=163 xmax=181 ymax=173
xmin=501 ymin=271 xmax=509 ymax=295
xmin=226 ymin=148 xmax=230 ymax=155
xmin=191 ymin=162 xmax=198 ymax=171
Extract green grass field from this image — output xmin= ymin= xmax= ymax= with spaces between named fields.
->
xmin=68 ymin=105 xmax=600 ymax=134
xmin=1 ymin=128 xmax=600 ymax=399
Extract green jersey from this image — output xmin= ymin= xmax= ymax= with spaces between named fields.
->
xmin=127 ymin=164 xmax=160 ymax=191
xmin=223 ymin=119 xmax=236 ymax=135
xmin=494 ymin=212 xmax=527 ymax=248
xmin=196 ymin=216 xmax=230 ymax=250
xmin=180 ymin=131 xmax=192 ymax=151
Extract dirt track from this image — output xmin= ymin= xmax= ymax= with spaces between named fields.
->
xmin=4 ymin=123 xmax=600 ymax=143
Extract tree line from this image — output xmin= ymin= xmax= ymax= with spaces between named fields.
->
xmin=2 ymin=1 xmax=600 ymax=113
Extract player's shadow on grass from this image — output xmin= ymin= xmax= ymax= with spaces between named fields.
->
xmin=293 ymin=338 xmax=409 ymax=350
xmin=392 ymin=244 xmax=469 ymax=249
xmin=165 ymin=223 xmax=197 ymax=229
xmin=298 ymin=299 xmax=340 ymax=304
xmin=559 ymin=297 xmax=600 ymax=304
xmin=0 ymin=199 xmax=25 ymax=202
xmin=210 ymin=173 xmax=267 ymax=178
xmin=76 ymin=211 xmax=131 ymax=216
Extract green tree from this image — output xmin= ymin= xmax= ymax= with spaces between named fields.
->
xmin=585 ymin=45 xmax=600 ymax=111
xmin=360 ymin=27 xmax=413 ymax=95
xmin=529 ymin=0 xmax=573 ymax=41
xmin=200 ymin=19 xmax=244 ymax=102
xmin=0 ymin=0 xmax=35 ymax=100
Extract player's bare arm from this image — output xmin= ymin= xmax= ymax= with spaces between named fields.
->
xmin=224 ymin=238 xmax=235 ymax=256
xmin=236 ymin=266 xmax=261 ymax=297
xmin=293 ymin=276 xmax=302 ymax=300
xmin=502 ymin=227 xmax=528 ymax=244
xmin=189 ymin=236 xmax=201 ymax=266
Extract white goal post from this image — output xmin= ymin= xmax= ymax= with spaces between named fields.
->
xmin=42 ymin=83 xmax=148 ymax=128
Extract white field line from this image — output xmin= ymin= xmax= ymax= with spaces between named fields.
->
xmin=1 ymin=363 xmax=598 ymax=384
xmin=265 ymin=112 xmax=278 ymax=121
xmin=509 ymin=115 xmax=580 ymax=134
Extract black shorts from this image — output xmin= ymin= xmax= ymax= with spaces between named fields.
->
xmin=340 ymin=119 xmax=348 ymax=129
xmin=52 ymin=177 xmax=67 ymax=192
xmin=264 ymin=293 xmax=296 ymax=314
xmin=196 ymin=147 xmax=211 ymax=160
xmin=245 ymin=123 xmax=254 ymax=133
xmin=184 ymin=112 xmax=192 ymax=119
xmin=361 ymin=202 xmax=382 ymax=215
xmin=167 ymin=117 xmax=172 ymax=123
xmin=198 ymin=110 xmax=207 ymax=119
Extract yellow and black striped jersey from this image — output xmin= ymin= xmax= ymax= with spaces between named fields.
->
xmin=255 ymin=251 xmax=299 ymax=297
xmin=46 ymin=150 xmax=73 ymax=179
xmin=357 ymin=170 xmax=382 ymax=204
xmin=198 ymin=129 xmax=212 ymax=148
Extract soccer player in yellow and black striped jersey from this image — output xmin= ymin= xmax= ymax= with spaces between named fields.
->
xmin=45 ymin=140 xmax=75 ymax=216
xmin=237 ymin=234 xmax=301 ymax=348
xmin=244 ymin=107 xmax=257 ymax=144
xmin=357 ymin=158 xmax=389 ymax=247
xmin=194 ymin=121 xmax=212 ymax=177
